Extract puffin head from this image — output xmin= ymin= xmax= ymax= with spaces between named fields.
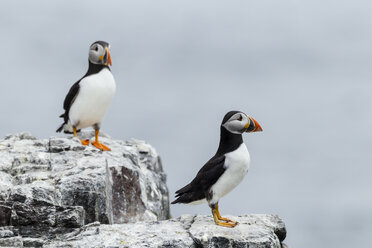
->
xmin=221 ymin=111 xmax=262 ymax=134
xmin=88 ymin=41 xmax=112 ymax=66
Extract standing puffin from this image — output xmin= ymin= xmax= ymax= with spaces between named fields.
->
xmin=56 ymin=41 xmax=116 ymax=151
xmin=172 ymin=111 xmax=262 ymax=227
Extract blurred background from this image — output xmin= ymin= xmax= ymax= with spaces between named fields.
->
xmin=1 ymin=0 xmax=372 ymax=247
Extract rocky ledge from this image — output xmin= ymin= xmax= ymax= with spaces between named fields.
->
xmin=44 ymin=214 xmax=286 ymax=248
xmin=0 ymin=132 xmax=170 ymax=246
xmin=0 ymin=133 xmax=287 ymax=247
xmin=0 ymin=214 xmax=287 ymax=248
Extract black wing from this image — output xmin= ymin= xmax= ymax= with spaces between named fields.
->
xmin=171 ymin=155 xmax=226 ymax=204
xmin=56 ymin=81 xmax=80 ymax=132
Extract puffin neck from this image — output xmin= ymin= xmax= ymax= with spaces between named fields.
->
xmin=215 ymin=126 xmax=243 ymax=156
xmin=84 ymin=61 xmax=110 ymax=77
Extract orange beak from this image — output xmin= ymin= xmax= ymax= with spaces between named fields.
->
xmin=251 ymin=117 xmax=263 ymax=132
xmin=245 ymin=116 xmax=263 ymax=132
xmin=106 ymin=48 xmax=112 ymax=66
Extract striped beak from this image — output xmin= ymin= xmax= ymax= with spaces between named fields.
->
xmin=244 ymin=116 xmax=263 ymax=133
xmin=104 ymin=47 xmax=112 ymax=66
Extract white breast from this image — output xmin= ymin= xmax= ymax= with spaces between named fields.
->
xmin=69 ymin=68 xmax=116 ymax=129
xmin=209 ymin=143 xmax=250 ymax=205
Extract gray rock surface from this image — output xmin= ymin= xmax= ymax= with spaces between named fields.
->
xmin=0 ymin=132 xmax=288 ymax=247
xmin=45 ymin=214 xmax=286 ymax=248
xmin=189 ymin=215 xmax=286 ymax=248
xmin=0 ymin=132 xmax=170 ymax=245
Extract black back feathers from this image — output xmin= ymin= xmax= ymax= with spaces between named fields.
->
xmin=171 ymin=155 xmax=226 ymax=204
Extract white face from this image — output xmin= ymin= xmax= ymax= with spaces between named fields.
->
xmin=88 ymin=43 xmax=111 ymax=65
xmin=222 ymin=112 xmax=251 ymax=134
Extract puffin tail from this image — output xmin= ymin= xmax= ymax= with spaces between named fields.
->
xmin=171 ymin=193 xmax=186 ymax=204
xmin=171 ymin=198 xmax=181 ymax=204
xmin=56 ymin=123 xmax=78 ymax=134
xmin=171 ymin=192 xmax=196 ymax=204
xmin=56 ymin=113 xmax=66 ymax=133
xmin=56 ymin=123 xmax=64 ymax=133
xmin=171 ymin=183 xmax=194 ymax=204
xmin=56 ymin=112 xmax=75 ymax=133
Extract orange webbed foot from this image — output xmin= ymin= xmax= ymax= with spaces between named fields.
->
xmin=92 ymin=141 xmax=111 ymax=151
xmin=212 ymin=204 xmax=238 ymax=228
xmin=215 ymin=220 xmax=238 ymax=228
xmin=80 ymin=139 xmax=90 ymax=146
xmin=218 ymin=216 xmax=238 ymax=224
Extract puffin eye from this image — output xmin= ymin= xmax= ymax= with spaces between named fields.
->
xmin=94 ymin=46 xmax=99 ymax=51
xmin=237 ymin=115 xmax=243 ymax=121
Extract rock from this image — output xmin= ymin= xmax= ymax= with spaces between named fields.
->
xmin=0 ymin=236 xmax=23 ymax=247
xmin=55 ymin=206 xmax=85 ymax=228
xmin=45 ymin=214 xmax=286 ymax=248
xmin=0 ymin=229 xmax=14 ymax=238
xmin=22 ymin=237 xmax=44 ymax=247
xmin=0 ymin=132 xmax=170 ymax=243
xmin=0 ymin=203 xmax=12 ymax=226
xmin=0 ymin=132 xmax=288 ymax=247
xmin=189 ymin=215 xmax=286 ymax=247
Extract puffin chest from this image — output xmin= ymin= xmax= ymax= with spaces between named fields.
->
xmin=210 ymin=143 xmax=251 ymax=201
xmin=79 ymin=69 xmax=116 ymax=101
xmin=69 ymin=68 xmax=116 ymax=127
xmin=224 ymin=143 xmax=250 ymax=178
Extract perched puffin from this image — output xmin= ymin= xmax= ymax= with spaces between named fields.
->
xmin=56 ymin=41 xmax=116 ymax=151
xmin=172 ymin=111 xmax=262 ymax=227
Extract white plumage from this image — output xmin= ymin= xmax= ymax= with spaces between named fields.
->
xmin=210 ymin=143 xmax=250 ymax=204
xmin=66 ymin=68 xmax=116 ymax=131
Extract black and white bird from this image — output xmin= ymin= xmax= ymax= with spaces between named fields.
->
xmin=172 ymin=111 xmax=262 ymax=227
xmin=56 ymin=41 xmax=116 ymax=151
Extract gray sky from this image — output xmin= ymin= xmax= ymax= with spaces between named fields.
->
xmin=1 ymin=1 xmax=372 ymax=247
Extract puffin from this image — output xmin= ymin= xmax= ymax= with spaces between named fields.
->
xmin=172 ymin=111 xmax=262 ymax=227
xmin=56 ymin=41 xmax=116 ymax=151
